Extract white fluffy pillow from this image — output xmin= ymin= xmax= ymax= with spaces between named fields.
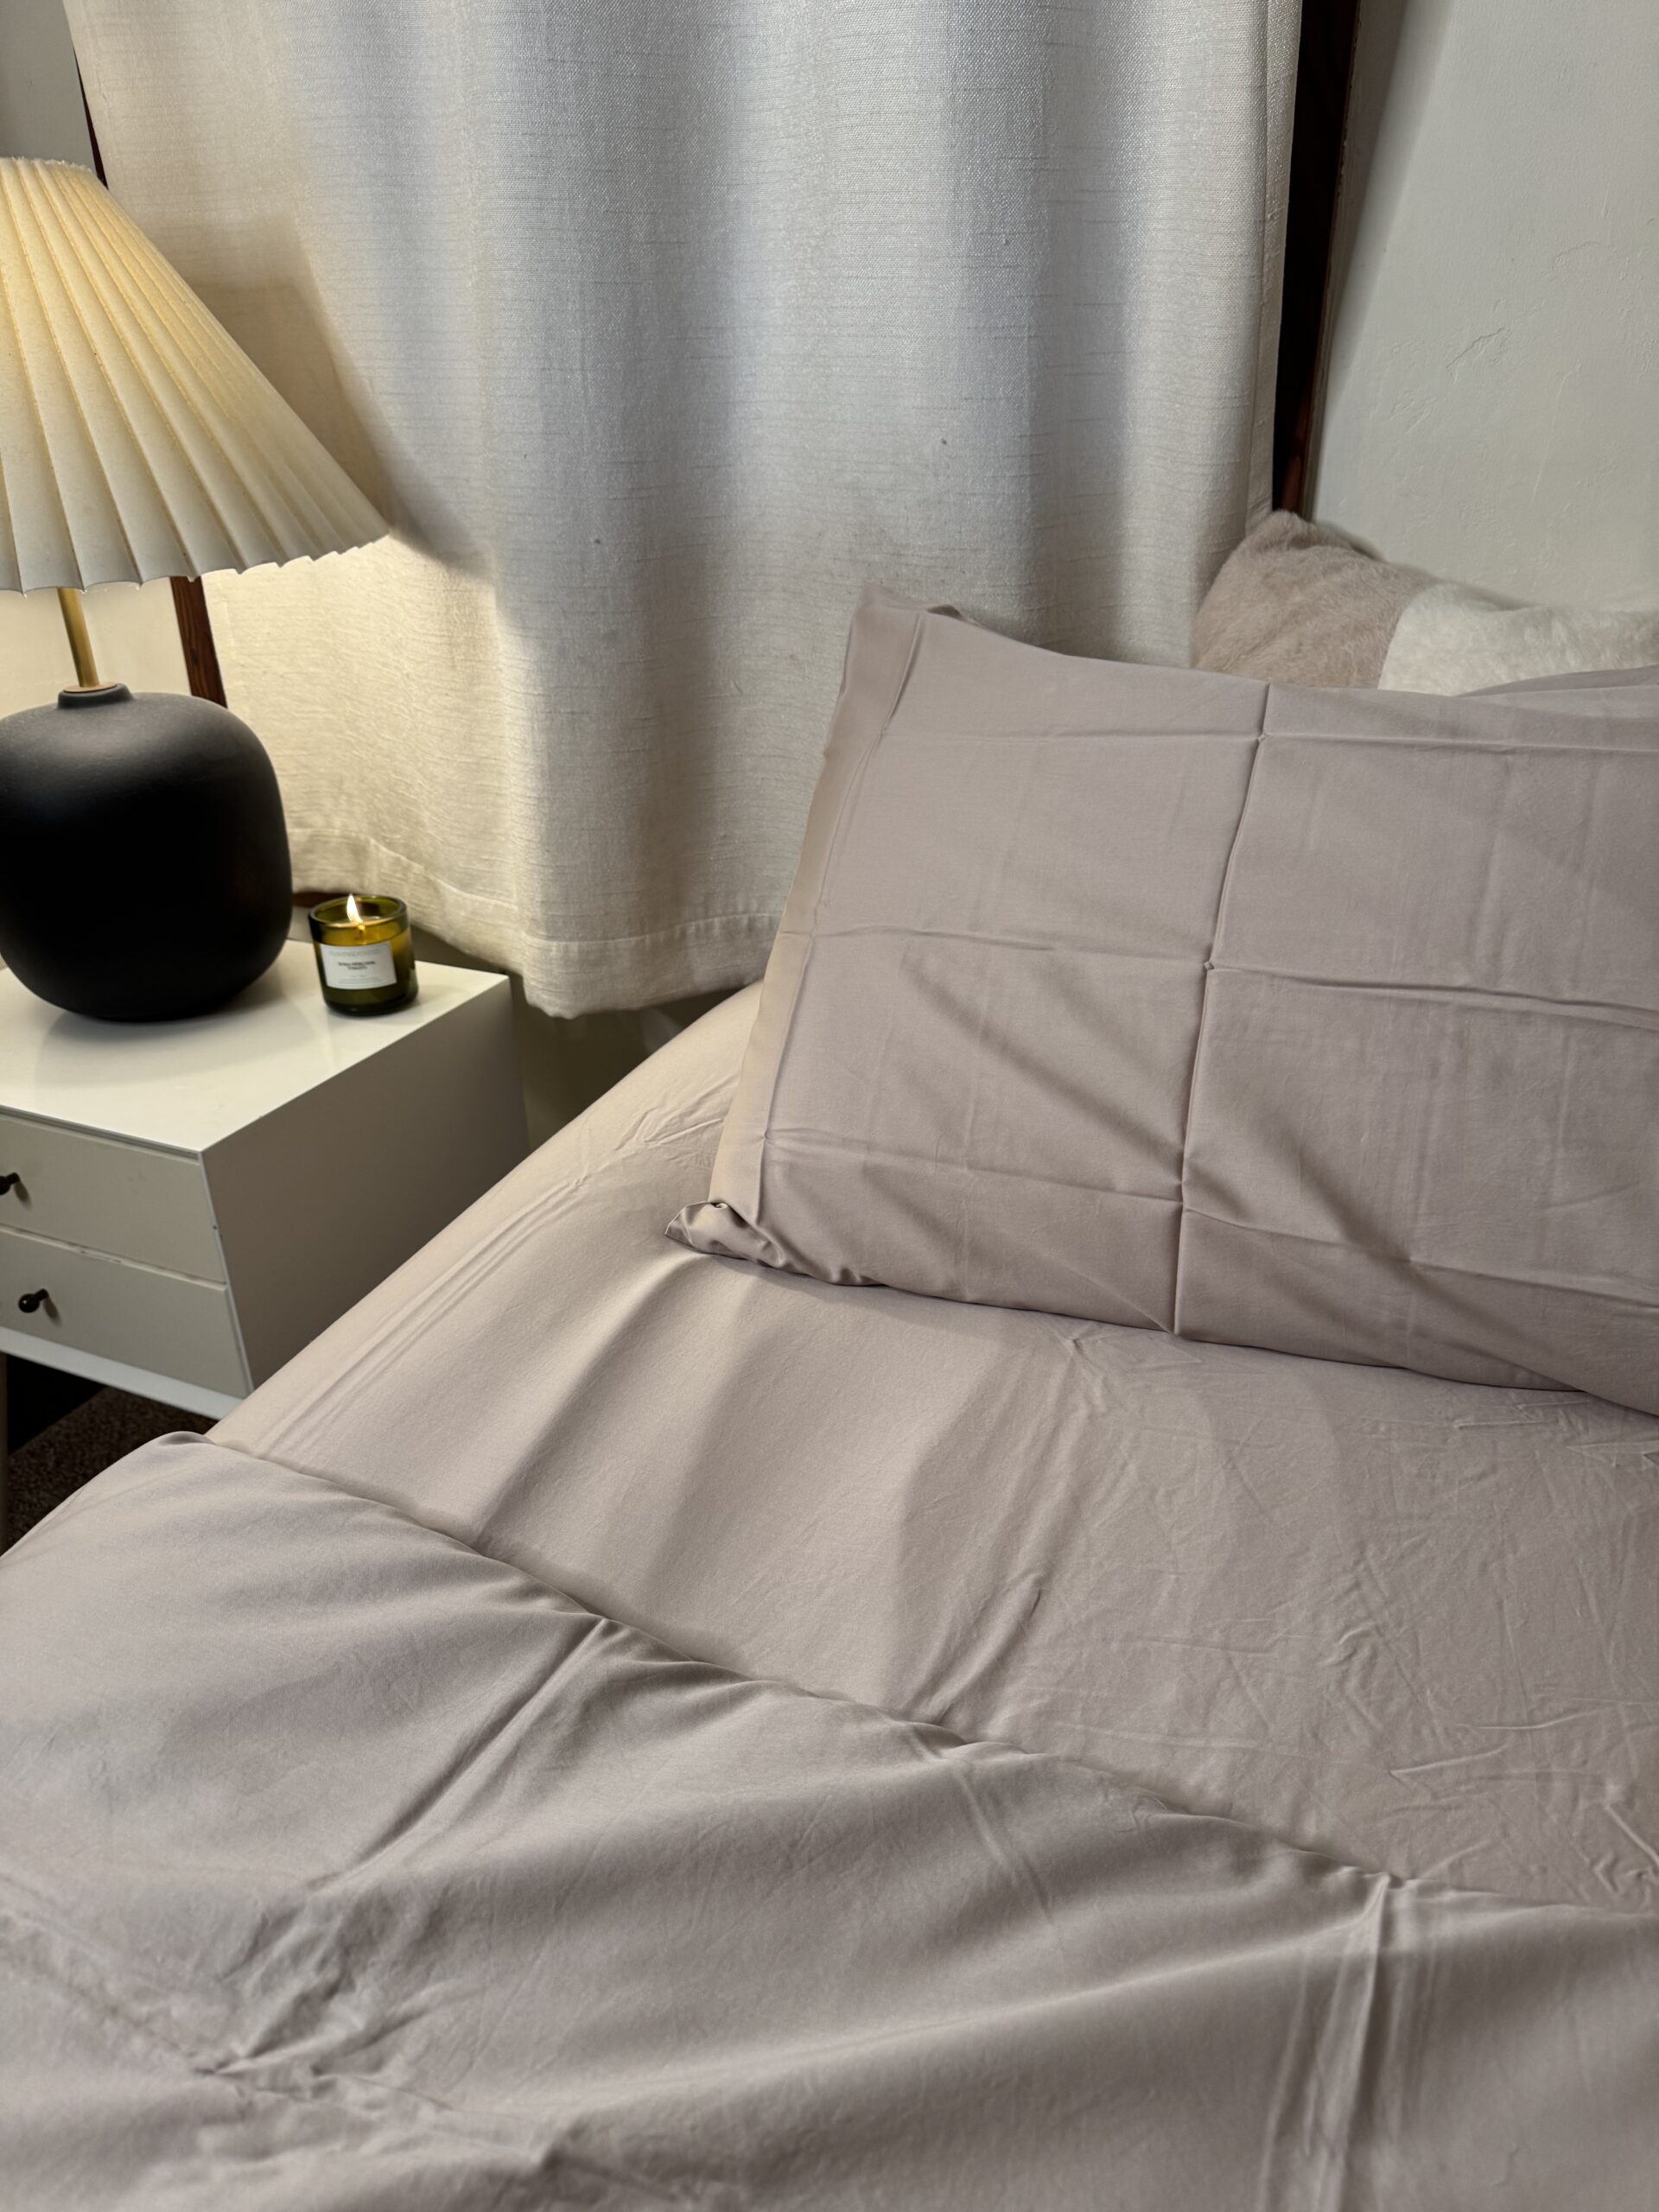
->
xmin=1380 ymin=581 xmax=1659 ymax=692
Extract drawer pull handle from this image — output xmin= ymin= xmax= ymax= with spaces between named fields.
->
xmin=0 ymin=1173 xmax=18 ymax=1194
xmin=16 ymin=1288 xmax=49 ymax=1315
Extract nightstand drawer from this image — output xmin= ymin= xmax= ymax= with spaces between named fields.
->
xmin=0 ymin=1225 xmax=247 ymax=1396
xmin=0 ymin=1113 xmax=223 ymax=1281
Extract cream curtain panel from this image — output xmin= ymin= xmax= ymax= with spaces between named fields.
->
xmin=69 ymin=1 xmax=1299 ymax=1015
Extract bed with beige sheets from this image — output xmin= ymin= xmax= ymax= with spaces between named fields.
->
xmin=3 ymin=985 xmax=1656 ymax=2208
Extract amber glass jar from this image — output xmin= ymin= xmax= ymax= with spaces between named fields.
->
xmin=308 ymin=894 xmax=418 ymax=1015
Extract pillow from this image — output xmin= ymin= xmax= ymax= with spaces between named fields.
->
xmin=1193 ymin=511 xmax=1659 ymax=692
xmin=671 ymin=588 xmax=1659 ymax=1414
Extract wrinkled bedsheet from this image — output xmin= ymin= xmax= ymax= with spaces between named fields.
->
xmin=219 ymin=987 xmax=1659 ymax=1916
xmin=3 ymin=1434 xmax=1656 ymax=2210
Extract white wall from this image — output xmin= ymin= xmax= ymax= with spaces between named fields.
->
xmin=0 ymin=0 xmax=188 ymax=709
xmin=0 ymin=582 xmax=190 ymax=715
xmin=0 ymin=0 xmax=88 ymax=164
xmin=1313 ymin=0 xmax=1658 ymax=606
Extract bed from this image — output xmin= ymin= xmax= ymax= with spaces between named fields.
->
xmin=3 ymin=979 xmax=1656 ymax=2208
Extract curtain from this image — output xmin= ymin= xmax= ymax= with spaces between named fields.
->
xmin=69 ymin=1 xmax=1299 ymax=1015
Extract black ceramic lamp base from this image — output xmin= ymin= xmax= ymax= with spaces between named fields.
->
xmin=0 ymin=684 xmax=292 ymax=1023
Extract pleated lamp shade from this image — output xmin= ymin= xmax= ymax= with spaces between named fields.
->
xmin=0 ymin=157 xmax=385 ymax=593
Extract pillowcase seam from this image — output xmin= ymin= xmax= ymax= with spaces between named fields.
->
xmin=755 ymin=604 xmax=932 ymax=1236
xmin=1171 ymin=686 xmax=1270 ymax=1337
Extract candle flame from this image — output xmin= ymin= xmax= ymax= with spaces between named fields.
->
xmin=345 ymin=893 xmax=365 ymax=925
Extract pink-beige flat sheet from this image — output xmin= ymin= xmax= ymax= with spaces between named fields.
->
xmin=3 ymin=986 xmax=1656 ymax=2206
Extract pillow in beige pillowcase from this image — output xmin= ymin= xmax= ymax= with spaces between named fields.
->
xmin=672 ymin=588 xmax=1659 ymax=1414
xmin=1194 ymin=511 xmax=1659 ymax=692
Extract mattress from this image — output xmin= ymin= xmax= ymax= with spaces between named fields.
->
xmin=3 ymin=986 xmax=1657 ymax=2207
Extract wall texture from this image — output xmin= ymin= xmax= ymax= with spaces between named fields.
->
xmin=0 ymin=582 xmax=189 ymax=716
xmin=0 ymin=0 xmax=90 ymax=164
xmin=1313 ymin=0 xmax=1657 ymax=605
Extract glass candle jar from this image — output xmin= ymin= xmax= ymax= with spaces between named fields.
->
xmin=308 ymin=893 xmax=418 ymax=1015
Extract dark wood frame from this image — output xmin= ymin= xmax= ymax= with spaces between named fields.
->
xmin=1273 ymin=2 xmax=1365 ymax=514
xmin=167 ymin=577 xmax=228 ymax=706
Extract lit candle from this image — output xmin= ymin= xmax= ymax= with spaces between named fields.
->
xmin=308 ymin=893 xmax=418 ymax=1014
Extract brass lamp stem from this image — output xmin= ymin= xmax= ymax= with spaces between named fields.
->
xmin=56 ymin=586 xmax=101 ymax=690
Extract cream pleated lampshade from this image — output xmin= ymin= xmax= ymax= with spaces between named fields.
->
xmin=0 ymin=158 xmax=385 ymax=593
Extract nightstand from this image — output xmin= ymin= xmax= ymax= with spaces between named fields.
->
xmin=0 ymin=943 xmax=524 ymax=1516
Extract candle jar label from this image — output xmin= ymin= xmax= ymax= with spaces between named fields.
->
xmin=319 ymin=941 xmax=397 ymax=989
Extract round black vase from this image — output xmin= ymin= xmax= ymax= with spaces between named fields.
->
xmin=0 ymin=684 xmax=292 ymax=1022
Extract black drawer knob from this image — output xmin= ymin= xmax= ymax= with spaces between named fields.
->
xmin=16 ymin=1288 xmax=49 ymax=1314
xmin=0 ymin=1172 xmax=19 ymax=1194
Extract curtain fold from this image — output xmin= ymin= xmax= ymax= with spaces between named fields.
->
xmin=69 ymin=0 xmax=1299 ymax=1014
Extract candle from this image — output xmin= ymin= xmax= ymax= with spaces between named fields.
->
xmin=308 ymin=893 xmax=418 ymax=1014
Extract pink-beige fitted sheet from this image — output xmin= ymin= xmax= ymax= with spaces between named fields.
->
xmin=218 ymin=984 xmax=1659 ymax=1916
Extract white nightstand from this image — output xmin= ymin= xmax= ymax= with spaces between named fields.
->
xmin=0 ymin=943 xmax=524 ymax=1500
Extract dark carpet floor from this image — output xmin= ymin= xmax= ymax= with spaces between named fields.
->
xmin=5 ymin=1389 xmax=212 ymax=1548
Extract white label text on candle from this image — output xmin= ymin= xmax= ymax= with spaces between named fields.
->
xmin=320 ymin=941 xmax=397 ymax=988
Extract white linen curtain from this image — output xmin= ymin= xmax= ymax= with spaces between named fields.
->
xmin=69 ymin=1 xmax=1299 ymax=1015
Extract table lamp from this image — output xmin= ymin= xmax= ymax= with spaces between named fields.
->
xmin=0 ymin=157 xmax=385 ymax=1021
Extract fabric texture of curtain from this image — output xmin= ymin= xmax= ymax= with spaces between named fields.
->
xmin=69 ymin=1 xmax=1299 ymax=1015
